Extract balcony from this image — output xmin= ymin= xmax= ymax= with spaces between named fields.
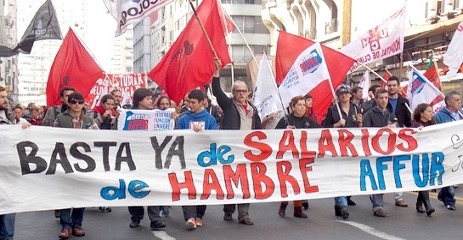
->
xmin=305 ymin=28 xmax=317 ymax=40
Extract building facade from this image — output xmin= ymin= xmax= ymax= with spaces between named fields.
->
xmin=150 ymin=0 xmax=271 ymax=92
xmin=0 ymin=0 xmax=19 ymax=103
xmin=262 ymin=0 xmax=463 ymax=93
xmin=133 ymin=17 xmax=152 ymax=74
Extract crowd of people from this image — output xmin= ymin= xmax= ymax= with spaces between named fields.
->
xmin=1 ymin=58 xmax=463 ymax=239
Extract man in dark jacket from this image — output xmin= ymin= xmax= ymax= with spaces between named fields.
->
xmin=363 ymin=88 xmax=398 ymax=217
xmin=212 ymin=58 xmax=261 ymax=225
xmin=385 ymin=76 xmax=410 ymax=208
xmin=42 ymin=86 xmax=75 ymax=126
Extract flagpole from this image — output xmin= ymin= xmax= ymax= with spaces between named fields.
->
xmin=218 ymin=2 xmax=236 ymax=85
xmin=358 ymin=61 xmax=388 ymax=84
xmin=188 ymin=0 xmax=219 ymax=59
xmin=220 ymin=5 xmax=258 ymax=67
xmin=326 ymin=77 xmax=343 ymax=120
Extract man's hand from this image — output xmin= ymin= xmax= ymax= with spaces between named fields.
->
xmin=334 ymin=119 xmax=346 ymax=128
xmin=103 ymin=110 xmax=113 ymax=119
xmin=213 ymin=58 xmax=222 ymax=77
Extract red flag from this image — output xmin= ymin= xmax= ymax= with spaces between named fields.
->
xmin=149 ymin=0 xmax=234 ymax=103
xmin=423 ymin=56 xmax=442 ymax=91
xmin=47 ymin=28 xmax=103 ymax=107
xmin=381 ymin=71 xmax=391 ymax=89
xmin=275 ymin=31 xmax=355 ymax=123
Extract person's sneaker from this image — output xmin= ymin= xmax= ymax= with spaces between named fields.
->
xmin=150 ymin=220 xmax=166 ymax=230
xmin=374 ymin=209 xmax=387 ymax=217
xmin=395 ymin=200 xmax=408 ymax=207
xmin=340 ymin=207 xmax=349 ymax=220
xmin=72 ymin=227 xmax=85 ymax=237
xmin=129 ymin=220 xmax=140 ymax=228
xmin=195 ymin=218 xmax=203 ymax=227
xmin=99 ymin=207 xmax=112 ymax=213
xmin=186 ymin=218 xmax=196 ymax=230
xmin=223 ymin=213 xmax=233 ymax=221
xmin=446 ymin=205 xmax=456 ymax=211
xmin=239 ymin=217 xmax=254 ymax=225
xmin=59 ymin=228 xmax=71 ymax=239
xmin=302 ymin=200 xmax=309 ymax=210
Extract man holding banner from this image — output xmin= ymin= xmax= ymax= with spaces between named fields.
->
xmin=126 ymin=88 xmax=166 ymax=230
xmin=434 ymin=91 xmax=463 ymax=211
xmin=176 ymin=89 xmax=218 ymax=230
xmin=212 ymin=58 xmax=261 ymax=225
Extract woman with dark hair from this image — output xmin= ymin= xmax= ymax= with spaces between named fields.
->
xmin=411 ymin=103 xmax=436 ymax=216
xmin=275 ymin=96 xmax=320 ymax=219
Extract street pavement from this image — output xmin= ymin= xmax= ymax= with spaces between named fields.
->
xmin=14 ymin=190 xmax=463 ymax=240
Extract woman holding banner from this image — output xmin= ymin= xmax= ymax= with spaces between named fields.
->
xmin=411 ymin=103 xmax=436 ymax=216
xmin=275 ymin=96 xmax=320 ymax=218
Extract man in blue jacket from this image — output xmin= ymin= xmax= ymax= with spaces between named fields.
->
xmin=177 ymin=89 xmax=218 ymax=230
xmin=434 ymin=91 xmax=463 ymax=211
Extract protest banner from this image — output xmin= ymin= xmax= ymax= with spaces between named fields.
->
xmin=117 ymin=109 xmax=175 ymax=131
xmin=85 ymin=73 xmax=147 ymax=108
xmin=1 ymin=121 xmax=463 ymax=215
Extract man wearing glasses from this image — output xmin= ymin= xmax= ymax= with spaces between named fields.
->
xmin=212 ymin=58 xmax=261 ymax=225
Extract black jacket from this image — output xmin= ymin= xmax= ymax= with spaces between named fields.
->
xmin=363 ymin=106 xmax=397 ymax=128
xmin=212 ymin=77 xmax=261 ymax=130
xmin=386 ymin=95 xmax=411 ymax=127
xmin=323 ymin=103 xmax=359 ymax=128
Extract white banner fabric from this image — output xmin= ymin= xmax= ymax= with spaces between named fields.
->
xmin=1 ymin=121 xmax=463 ymax=214
xmin=117 ymin=109 xmax=175 ymax=131
xmin=252 ymin=52 xmax=284 ymax=120
xmin=341 ymin=7 xmax=405 ymax=72
xmin=443 ymin=20 xmax=463 ymax=81
xmin=108 ymin=0 xmax=175 ymax=36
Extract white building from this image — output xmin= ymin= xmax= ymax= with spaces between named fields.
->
xmin=110 ymin=26 xmax=134 ymax=74
xmin=151 ymin=0 xmax=271 ymax=92
xmin=133 ymin=17 xmax=152 ymax=74
xmin=0 ymin=0 xmax=19 ymax=103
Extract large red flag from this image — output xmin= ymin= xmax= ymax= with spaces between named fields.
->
xmin=47 ymin=28 xmax=103 ymax=107
xmin=275 ymin=31 xmax=355 ymax=122
xmin=149 ymin=0 xmax=235 ymax=103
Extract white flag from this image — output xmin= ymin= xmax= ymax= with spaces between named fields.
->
xmin=406 ymin=66 xmax=445 ymax=114
xmin=278 ymin=42 xmax=331 ymax=108
xmin=443 ymin=20 xmax=463 ymax=81
xmin=252 ymin=53 xmax=284 ymax=120
xmin=121 ymin=91 xmax=133 ymax=107
xmin=106 ymin=0 xmax=175 ymax=36
xmin=358 ymin=71 xmax=371 ymax=101
xmin=341 ymin=6 xmax=405 ymax=72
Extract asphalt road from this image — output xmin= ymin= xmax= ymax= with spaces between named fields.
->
xmin=14 ymin=190 xmax=463 ymax=240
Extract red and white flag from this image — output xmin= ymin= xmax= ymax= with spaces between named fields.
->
xmin=443 ymin=20 xmax=463 ymax=81
xmin=47 ymin=28 xmax=103 ymax=107
xmin=275 ymin=31 xmax=355 ymax=121
xmin=341 ymin=6 xmax=405 ymax=72
xmin=406 ymin=65 xmax=445 ymax=113
xmin=148 ymin=0 xmax=235 ymax=103
xmin=358 ymin=71 xmax=371 ymax=101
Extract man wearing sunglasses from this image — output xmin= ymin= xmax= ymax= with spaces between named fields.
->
xmin=53 ymin=91 xmax=98 ymax=239
xmin=211 ymin=58 xmax=261 ymax=225
xmin=42 ymin=86 xmax=75 ymax=126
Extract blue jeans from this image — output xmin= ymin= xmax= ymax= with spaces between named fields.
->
xmin=0 ymin=213 xmax=15 ymax=240
xmin=60 ymin=208 xmax=85 ymax=229
xmin=334 ymin=196 xmax=347 ymax=207
xmin=371 ymin=194 xmax=384 ymax=212
xmin=439 ymin=186 xmax=456 ymax=206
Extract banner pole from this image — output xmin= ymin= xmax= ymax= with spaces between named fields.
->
xmin=188 ymin=0 xmax=218 ymax=59
xmin=358 ymin=61 xmax=388 ymax=84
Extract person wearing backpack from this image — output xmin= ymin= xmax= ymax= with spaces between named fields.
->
xmin=42 ymin=86 xmax=75 ymax=126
